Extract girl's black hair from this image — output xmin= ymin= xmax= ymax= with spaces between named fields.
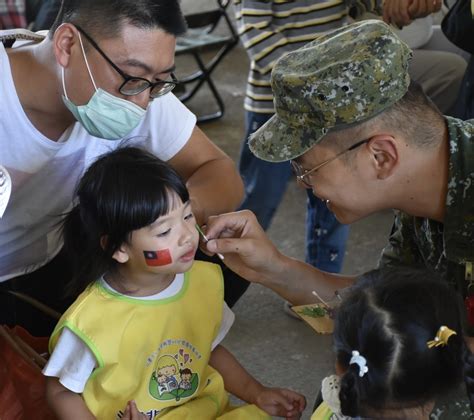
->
xmin=62 ymin=146 xmax=189 ymax=296
xmin=334 ymin=268 xmax=473 ymax=417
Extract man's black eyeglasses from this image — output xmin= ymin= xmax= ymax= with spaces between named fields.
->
xmin=75 ymin=25 xmax=179 ymax=99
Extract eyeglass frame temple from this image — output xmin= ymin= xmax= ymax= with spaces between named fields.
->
xmin=74 ymin=25 xmax=179 ymax=94
xmin=294 ymin=137 xmax=371 ymax=182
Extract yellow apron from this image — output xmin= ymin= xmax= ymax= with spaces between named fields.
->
xmin=50 ymin=261 xmax=269 ymax=419
xmin=311 ymin=401 xmax=349 ymax=420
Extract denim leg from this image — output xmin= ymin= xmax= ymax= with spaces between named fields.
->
xmin=305 ymin=190 xmax=350 ymax=273
xmin=238 ymin=111 xmax=292 ymax=230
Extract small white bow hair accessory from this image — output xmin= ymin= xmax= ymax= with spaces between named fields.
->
xmin=350 ymin=350 xmax=369 ymax=377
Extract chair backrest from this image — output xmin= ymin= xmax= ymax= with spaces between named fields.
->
xmin=183 ymin=0 xmax=237 ymax=39
xmin=185 ymin=10 xmax=222 ymax=30
xmin=174 ymin=0 xmax=238 ymax=122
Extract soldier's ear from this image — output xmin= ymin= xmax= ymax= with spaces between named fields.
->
xmin=367 ymin=135 xmax=399 ymax=179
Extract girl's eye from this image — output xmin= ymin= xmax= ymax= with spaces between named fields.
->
xmin=184 ymin=213 xmax=194 ymax=221
xmin=157 ymin=228 xmax=171 ymax=237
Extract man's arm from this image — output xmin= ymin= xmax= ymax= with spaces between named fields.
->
xmin=381 ymin=0 xmax=441 ymax=28
xmin=168 ymin=126 xmax=244 ymax=225
xmin=349 ymin=0 xmax=439 ymax=30
xmin=269 ymin=253 xmax=355 ymax=305
xmin=205 ymin=210 xmax=355 ymax=304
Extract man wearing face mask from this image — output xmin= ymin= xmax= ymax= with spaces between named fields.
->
xmin=0 ymin=0 xmax=245 ymax=335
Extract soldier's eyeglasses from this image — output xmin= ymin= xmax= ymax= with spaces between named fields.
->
xmin=75 ymin=25 xmax=179 ymax=99
xmin=290 ymin=138 xmax=370 ymax=188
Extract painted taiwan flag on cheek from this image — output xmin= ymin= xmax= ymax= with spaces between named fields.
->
xmin=143 ymin=249 xmax=173 ymax=266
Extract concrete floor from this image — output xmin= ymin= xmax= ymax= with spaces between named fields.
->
xmin=176 ymin=3 xmax=395 ymax=417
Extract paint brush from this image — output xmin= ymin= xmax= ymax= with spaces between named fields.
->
xmin=312 ymin=290 xmax=330 ymax=309
xmin=195 ymin=224 xmax=224 ymax=261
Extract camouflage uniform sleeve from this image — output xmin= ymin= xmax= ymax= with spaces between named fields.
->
xmin=378 ymin=212 xmax=425 ymax=269
xmin=348 ymin=0 xmax=383 ymax=19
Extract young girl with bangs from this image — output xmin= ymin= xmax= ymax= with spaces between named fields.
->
xmin=42 ymin=147 xmax=305 ymax=420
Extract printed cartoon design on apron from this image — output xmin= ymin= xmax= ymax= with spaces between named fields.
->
xmin=148 ymin=340 xmax=202 ymax=402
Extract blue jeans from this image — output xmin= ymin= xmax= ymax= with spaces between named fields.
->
xmin=305 ymin=191 xmax=349 ymax=272
xmin=238 ymin=111 xmax=349 ymax=273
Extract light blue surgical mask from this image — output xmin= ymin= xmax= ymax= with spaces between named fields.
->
xmin=61 ymin=33 xmax=146 ymax=140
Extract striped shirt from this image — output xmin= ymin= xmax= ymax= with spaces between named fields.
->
xmin=234 ymin=0 xmax=382 ymax=113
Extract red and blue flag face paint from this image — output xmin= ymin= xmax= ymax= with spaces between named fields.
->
xmin=143 ymin=249 xmax=172 ymax=266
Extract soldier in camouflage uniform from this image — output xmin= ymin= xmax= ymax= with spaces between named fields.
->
xmin=248 ymin=20 xmax=474 ymax=299
xmin=204 ymin=19 xmax=474 ymax=419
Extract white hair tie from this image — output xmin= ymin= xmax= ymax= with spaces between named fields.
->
xmin=350 ymin=350 xmax=369 ymax=377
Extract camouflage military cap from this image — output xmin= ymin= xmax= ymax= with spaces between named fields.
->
xmin=249 ymin=19 xmax=413 ymax=162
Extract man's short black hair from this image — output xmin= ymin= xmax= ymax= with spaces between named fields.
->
xmin=49 ymin=0 xmax=187 ymax=39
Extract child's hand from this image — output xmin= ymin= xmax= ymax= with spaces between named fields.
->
xmin=121 ymin=400 xmax=148 ymax=420
xmin=255 ymin=387 xmax=306 ymax=419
